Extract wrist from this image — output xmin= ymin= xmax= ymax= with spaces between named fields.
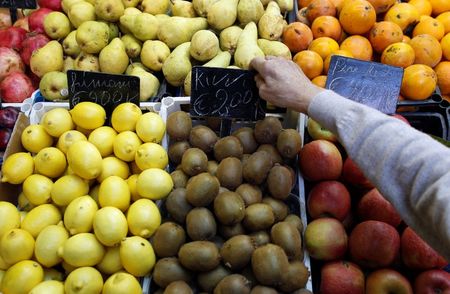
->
xmin=293 ymin=85 xmax=324 ymax=113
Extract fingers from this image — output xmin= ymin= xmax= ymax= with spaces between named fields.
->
xmin=249 ymin=57 xmax=266 ymax=74
xmin=254 ymin=74 xmax=265 ymax=89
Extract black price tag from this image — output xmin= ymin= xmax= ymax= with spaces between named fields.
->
xmin=0 ymin=0 xmax=36 ymax=8
xmin=326 ymin=56 xmax=403 ymax=114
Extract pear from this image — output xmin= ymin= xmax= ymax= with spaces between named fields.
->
xmin=190 ymin=30 xmax=219 ymax=61
xmin=129 ymin=67 xmax=160 ymax=102
xmin=74 ymin=52 xmax=100 ymax=71
xmin=62 ymin=0 xmax=83 ymax=13
xmin=122 ymin=0 xmax=139 ymax=8
xmin=63 ymin=56 xmax=75 ymax=73
xmin=257 ymin=39 xmax=291 ymax=59
xmin=120 ymin=13 xmax=159 ymax=41
xmin=30 ymin=40 xmax=64 ymax=77
xmin=44 ymin=12 xmax=71 ymax=40
xmin=124 ymin=6 xmax=141 ymax=14
xmin=162 ymin=42 xmax=192 ymax=86
xmin=234 ymin=22 xmax=264 ymax=69
xmin=118 ymin=7 xmax=141 ymax=33
xmin=141 ymin=0 xmax=170 ymax=14
xmin=105 ymin=22 xmax=120 ymax=41
xmin=140 ymin=40 xmax=170 ymax=71
xmin=276 ymin=0 xmax=293 ymax=13
xmin=68 ymin=1 xmax=96 ymax=28
xmin=237 ymin=0 xmax=264 ymax=25
xmin=172 ymin=0 xmax=197 ymax=17
xmin=125 ymin=62 xmax=148 ymax=75
xmin=192 ymin=0 xmax=219 ymax=17
xmin=158 ymin=17 xmax=208 ymax=49
xmin=84 ymin=0 xmax=96 ymax=5
xmin=219 ymin=25 xmax=242 ymax=55
xmin=95 ymin=0 xmax=124 ymax=22
xmin=207 ymin=0 xmax=239 ymax=30
xmin=154 ymin=13 xmax=170 ymax=22
xmin=39 ymin=71 xmax=69 ymax=101
xmin=258 ymin=1 xmax=284 ymax=41
xmin=76 ymin=21 xmax=110 ymax=53
xmin=227 ymin=65 xmax=240 ymax=69
xmin=121 ymin=34 xmax=142 ymax=58
xmin=99 ymin=38 xmax=129 ymax=74
xmin=260 ymin=0 xmax=271 ymax=5
xmin=63 ymin=30 xmax=81 ymax=57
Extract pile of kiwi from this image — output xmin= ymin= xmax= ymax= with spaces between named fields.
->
xmin=151 ymin=111 xmax=311 ymax=294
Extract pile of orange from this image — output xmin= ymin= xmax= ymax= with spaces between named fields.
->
xmin=283 ymin=0 xmax=450 ymax=102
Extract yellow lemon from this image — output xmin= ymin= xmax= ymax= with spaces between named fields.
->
xmin=43 ymin=268 xmax=64 ymax=281
xmin=93 ymin=207 xmax=128 ymax=246
xmin=35 ymin=225 xmax=68 ymax=268
xmin=96 ymin=157 xmax=130 ymax=183
xmin=113 ymin=131 xmax=142 ymax=162
xmin=0 ymin=269 xmax=4 ymax=286
xmin=59 ymin=233 xmax=105 ymax=267
xmin=98 ymin=176 xmax=130 ymax=212
xmin=96 ymin=246 xmax=122 ymax=275
xmin=1 ymin=152 xmax=34 ymax=184
xmin=51 ymin=174 xmax=89 ymax=206
xmin=67 ymin=141 xmax=103 ymax=180
xmin=29 ymin=280 xmax=64 ymax=294
xmin=41 ymin=108 xmax=74 ymax=137
xmin=89 ymin=184 xmax=100 ymax=205
xmin=127 ymin=199 xmax=161 ymax=238
xmin=135 ymin=112 xmax=165 ymax=143
xmin=102 ymin=272 xmax=142 ymax=294
xmin=56 ymin=130 xmax=87 ymax=154
xmin=1 ymin=260 xmax=43 ymax=294
xmin=61 ymin=261 xmax=76 ymax=275
xmin=22 ymin=174 xmax=53 ymax=205
xmin=76 ymin=125 xmax=93 ymax=137
xmin=64 ymin=196 xmax=98 ymax=235
xmin=64 ymin=267 xmax=103 ymax=294
xmin=126 ymin=174 xmax=140 ymax=201
xmin=137 ymin=168 xmax=173 ymax=200
xmin=0 ymin=228 xmax=34 ymax=265
xmin=0 ymin=254 xmax=9 ymax=270
xmin=120 ymin=236 xmax=155 ymax=277
xmin=130 ymin=161 xmax=142 ymax=174
xmin=70 ymin=102 xmax=106 ymax=130
xmin=0 ymin=202 xmax=20 ymax=238
xmin=135 ymin=142 xmax=168 ymax=170
xmin=34 ymin=147 xmax=67 ymax=179
xmin=19 ymin=211 xmax=27 ymax=223
xmin=18 ymin=192 xmax=35 ymax=212
xmin=88 ymin=126 xmax=117 ymax=157
xmin=111 ymin=103 xmax=143 ymax=133
xmin=21 ymin=124 xmax=53 ymax=153
xmin=21 ymin=204 xmax=61 ymax=238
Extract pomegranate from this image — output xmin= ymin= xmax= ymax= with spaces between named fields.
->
xmin=0 ymin=107 xmax=20 ymax=128
xmin=0 ymin=128 xmax=12 ymax=151
xmin=38 ymin=0 xmax=62 ymax=11
xmin=0 ymin=8 xmax=12 ymax=29
xmin=0 ymin=27 xmax=27 ymax=51
xmin=13 ymin=17 xmax=29 ymax=32
xmin=28 ymin=8 xmax=52 ymax=34
xmin=0 ymin=72 xmax=34 ymax=103
xmin=0 ymin=47 xmax=24 ymax=81
xmin=20 ymin=33 xmax=50 ymax=66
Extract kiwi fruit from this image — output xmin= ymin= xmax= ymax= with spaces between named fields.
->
xmin=249 ymin=231 xmax=270 ymax=247
xmin=213 ymin=274 xmax=251 ymax=294
xmin=241 ymin=154 xmax=251 ymax=165
xmin=257 ymin=144 xmax=283 ymax=165
xmin=186 ymin=208 xmax=217 ymax=241
xmin=284 ymin=214 xmax=304 ymax=233
xmin=207 ymin=160 xmax=219 ymax=176
xmin=211 ymin=235 xmax=225 ymax=249
xmin=251 ymin=244 xmax=289 ymax=287
xmin=165 ymin=188 xmax=192 ymax=224
xmin=186 ymin=172 xmax=220 ymax=207
xmin=250 ymin=286 xmax=278 ymax=294
xmin=214 ymin=191 xmax=246 ymax=225
xmin=266 ymin=165 xmax=293 ymax=200
xmin=218 ymin=186 xmax=230 ymax=194
xmin=168 ymin=141 xmax=190 ymax=164
xmin=279 ymin=261 xmax=310 ymax=292
xmin=242 ymin=151 xmax=273 ymax=185
xmin=153 ymin=222 xmax=186 ymax=258
xmin=166 ymin=111 xmax=192 ymax=141
xmin=254 ymin=116 xmax=282 ymax=145
xmin=171 ymin=170 xmax=188 ymax=189
xmin=164 ymin=281 xmax=193 ymax=294
xmin=262 ymin=197 xmax=289 ymax=222
xmin=189 ymin=125 xmax=219 ymax=153
xmin=218 ymin=222 xmax=246 ymax=239
xmin=277 ymin=129 xmax=302 ymax=159
xmin=178 ymin=241 xmax=221 ymax=272
xmin=232 ymin=127 xmax=258 ymax=154
xmin=197 ymin=264 xmax=231 ymax=292
xmin=220 ymin=235 xmax=255 ymax=271
xmin=214 ymin=136 xmax=244 ymax=161
xmin=243 ymin=203 xmax=275 ymax=232
xmin=216 ymin=157 xmax=243 ymax=191
xmin=270 ymin=221 xmax=303 ymax=261
xmin=152 ymin=257 xmax=192 ymax=288
xmin=181 ymin=148 xmax=208 ymax=176
xmin=235 ymin=184 xmax=262 ymax=207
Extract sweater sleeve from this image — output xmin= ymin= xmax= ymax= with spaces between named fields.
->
xmin=308 ymin=90 xmax=450 ymax=261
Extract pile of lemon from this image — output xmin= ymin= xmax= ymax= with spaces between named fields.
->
xmin=0 ymin=102 xmax=173 ymax=294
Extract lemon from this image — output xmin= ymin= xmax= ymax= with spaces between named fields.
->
xmin=43 ymin=268 xmax=64 ymax=281
xmin=135 ymin=142 xmax=168 ymax=170
xmin=126 ymin=174 xmax=141 ymax=202
xmin=56 ymin=130 xmax=87 ymax=154
xmin=34 ymin=225 xmax=68 ymax=268
xmin=96 ymin=246 xmax=122 ymax=275
xmin=17 ymin=192 xmax=35 ymax=212
xmin=76 ymin=125 xmax=93 ymax=137
xmin=64 ymin=267 xmax=103 ymax=294
xmin=137 ymin=168 xmax=173 ymax=200
xmin=51 ymin=174 xmax=89 ymax=206
xmin=0 ymin=270 xmax=4 ymax=286
xmin=59 ymin=233 xmax=105 ymax=267
xmin=70 ymin=102 xmax=106 ymax=130
xmin=127 ymin=199 xmax=161 ymax=238
xmin=0 ymin=228 xmax=35 ymax=265
xmin=21 ymin=204 xmax=61 ymax=238
xmin=0 ymin=253 xmax=9 ymax=270
xmin=29 ymin=280 xmax=64 ymax=294
xmin=67 ymin=141 xmax=103 ymax=180
xmin=22 ymin=174 xmax=53 ymax=205
xmin=89 ymin=184 xmax=100 ymax=205
xmin=34 ymin=147 xmax=67 ymax=179
xmin=136 ymin=112 xmax=165 ymax=143
xmin=102 ymin=272 xmax=142 ymax=294
xmin=61 ymin=261 xmax=76 ymax=275
xmin=98 ymin=176 xmax=130 ymax=212
xmin=41 ymin=108 xmax=74 ymax=137
xmin=21 ymin=125 xmax=53 ymax=153
xmin=111 ymin=103 xmax=143 ymax=133
xmin=120 ymin=236 xmax=155 ymax=277
xmin=130 ymin=161 xmax=142 ymax=174
xmin=96 ymin=157 xmax=130 ymax=183
xmin=0 ymin=202 xmax=20 ymax=238
xmin=93 ymin=207 xmax=128 ymax=246
xmin=1 ymin=152 xmax=34 ymax=184
xmin=88 ymin=126 xmax=117 ymax=157
xmin=113 ymin=131 xmax=142 ymax=162
xmin=1 ymin=260 xmax=43 ymax=294
xmin=19 ymin=211 xmax=27 ymax=223
xmin=64 ymin=196 xmax=98 ymax=235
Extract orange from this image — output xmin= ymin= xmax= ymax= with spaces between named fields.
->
xmin=434 ymin=61 xmax=450 ymax=94
xmin=381 ymin=42 xmax=416 ymax=68
xmin=441 ymin=33 xmax=450 ymax=60
xmin=299 ymin=0 xmax=314 ymax=8
xmin=402 ymin=35 xmax=411 ymax=43
xmin=409 ymin=34 xmax=442 ymax=67
xmin=329 ymin=0 xmax=345 ymax=14
xmin=412 ymin=17 xmax=445 ymax=40
xmin=401 ymin=64 xmax=437 ymax=100
xmin=293 ymin=50 xmax=324 ymax=80
xmin=428 ymin=0 xmax=450 ymax=16
xmin=366 ymin=0 xmax=396 ymax=14
xmin=311 ymin=16 xmax=342 ymax=41
xmin=369 ymin=21 xmax=404 ymax=53
xmin=297 ymin=7 xmax=311 ymax=26
xmin=436 ymin=12 xmax=450 ymax=33
xmin=308 ymin=36 xmax=340 ymax=60
xmin=408 ymin=0 xmax=432 ymax=16
xmin=340 ymin=35 xmax=373 ymax=61
xmin=282 ymin=22 xmax=314 ymax=53
xmin=384 ymin=3 xmax=420 ymax=32
xmin=306 ymin=0 xmax=337 ymax=23
xmin=311 ymin=75 xmax=328 ymax=87
xmin=323 ymin=49 xmax=354 ymax=73
xmin=339 ymin=0 xmax=376 ymax=35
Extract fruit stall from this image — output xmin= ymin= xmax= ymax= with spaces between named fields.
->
xmin=0 ymin=0 xmax=450 ymax=293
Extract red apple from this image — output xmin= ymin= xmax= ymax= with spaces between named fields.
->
xmin=28 ymin=8 xmax=52 ymax=34
xmin=298 ymin=139 xmax=343 ymax=182
xmin=320 ymin=261 xmax=365 ymax=294
xmin=401 ymin=227 xmax=447 ymax=270
xmin=20 ymin=33 xmax=50 ymax=66
xmin=38 ymin=0 xmax=62 ymax=11
xmin=304 ymin=218 xmax=348 ymax=261
xmin=13 ymin=17 xmax=29 ymax=32
xmin=349 ymin=220 xmax=400 ymax=268
xmin=307 ymin=180 xmax=351 ymax=221
xmin=341 ymin=157 xmax=374 ymax=189
xmin=414 ymin=270 xmax=450 ymax=294
xmin=357 ymin=188 xmax=402 ymax=227
xmin=307 ymin=117 xmax=337 ymax=142
xmin=0 ymin=27 xmax=27 ymax=51
xmin=0 ymin=71 xmax=34 ymax=103
xmin=0 ymin=47 xmax=24 ymax=81
xmin=0 ymin=8 xmax=12 ymax=29
xmin=366 ymin=269 xmax=413 ymax=294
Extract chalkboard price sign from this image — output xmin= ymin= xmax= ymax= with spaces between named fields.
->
xmin=0 ymin=0 xmax=36 ymax=8
xmin=190 ymin=66 xmax=266 ymax=121
xmin=326 ymin=56 xmax=403 ymax=114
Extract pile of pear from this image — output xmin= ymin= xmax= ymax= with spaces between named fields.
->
xmin=34 ymin=0 xmax=294 ymax=101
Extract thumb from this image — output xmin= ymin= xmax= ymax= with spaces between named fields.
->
xmin=249 ymin=57 xmax=266 ymax=74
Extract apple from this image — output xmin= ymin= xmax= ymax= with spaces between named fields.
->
xmin=341 ymin=157 xmax=374 ymax=189
xmin=38 ymin=0 xmax=62 ymax=11
xmin=349 ymin=220 xmax=400 ymax=268
xmin=357 ymin=188 xmax=402 ymax=227
xmin=366 ymin=269 xmax=413 ymax=294
xmin=0 ymin=47 xmax=24 ymax=81
xmin=320 ymin=261 xmax=365 ymax=294
xmin=414 ymin=270 xmax=450 ymax=294
xmin=20 ymin=33 xmax=50 ymax=66
xmin=0 ymin=71 xmax=35 ymax=103
xmin=298 ymin=139 xmax=343 ymax=182
xmin=307 ymin=117 xmax=337 ymax=142
xmin=304 ymin=218 xmax=348 ymax=261
xmin=307 ymin=180 xmax=351 ymax=221
xmin=28 ymin=8 xmax=52 ymax=34
xmin=401 ymin=227 xmax=447 ymax=270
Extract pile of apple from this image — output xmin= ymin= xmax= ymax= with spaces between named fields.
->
xmin=300 ymin=116 xmax=449 ymax=293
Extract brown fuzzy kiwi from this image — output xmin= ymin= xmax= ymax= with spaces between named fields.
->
xmin=242 ymin=151 xmax=273 ymax=185
xmin=254 ymin=116 xmax=282 ymax=145
xmin=170 ymin=170 xmax=188 ymax=189
xmin=266 ymin=165 xmax=293 ymax=200
xmin=220 ymin=235 xmax=256 ymax=271
xmin=279 ymin=261 xmax=310 ymax=292
xmin=197 ymin=264 xmax=231 ymax=292
xmin=168 ymin=141 xmax=191 ymax=165
xmin=181 ymin=148 xmax=208 ymax=176
xmin=277 ymin=128 xmax=302 ymax=159
xmin=270 ymin=221 xmax=303 ymax=261
xmin=186 ymin=208 xmax=217 ymax=241
xmin=218 ymin=222 xmax=246 ymax=239
xmin=232 ymin=127 xmax=259 ymax=154
xmin=189 ymin=125 xmax=218 ymax=153
xmin=235 ymin=184 xmax=263 ymax=207
xmin=251 ymin=244 xmax=289 ymax=287
xmin=152 ymin=257 xmax=192 ymax=288
xmin=284 ymin=214 xmax=304 ymax=233
xmin=250 ymin=286 xmax=278 ymax=294
xmin=166 ymin=111 xmax=192 ymax=141
xmin=214 ymin=136 xmax=244 ymax=161
xmin=213 ymin=191 xmax=246 ymax=225
xmin=186 ymin=172 xmax=220 ymax=207
xmin=216 ymin=157 xmax=243 ymax=191
xmin=243 ymin=203 xmax=275 ymax=232
xmin=249 ymin=231 xmax=271 ymax=248
xmin=152 ymin=222 xmax=186 ymax=258
xmin=213 ymin=274 xmax=251 ymax=294
xmin=164 ymin=280 xmax=193 ymax=294
xmin=207 ymin=160 xmax=219 ymax=176
xmin=178 ymin=241 xmax=221 ymax=272
xmin=165 ymin=188 xmax=192 ymax=224
xmin=257 ymin=144 xmax=283 ymax=165
xmin=262 ymin=196 xmax=289 ymax=223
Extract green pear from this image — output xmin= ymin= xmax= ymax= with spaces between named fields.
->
xmin=62 ymin=0 xmax=83 ymax=13
xmin=63 ymin=30 xmax=81 ymax=57
xmin=154 ymin=13 xmax=170 ymax=22
xmin=162 ymin=42 xmax=192 ymax=86
xmin=190 ymin=30 xmax=219 ymax=61
xmin=276 ymin=0 xmax=293 ymax=13
xmin=141 ymin=0 xmax=170 ymax=14
xmin=99 ymin=38 xmax=129 ymax=74
xmin=105 ymin=22 xmax=120 ymax=41
xmin=39 ymin=71 xmax=69 ymax=101
xmin=95 ymin=0 xmax=124 ymax=22
xmin=125 ymin=62 xmax=148 ymax=75
xmin=121 ymin=34 xmax=142 ymax=58
xmin=44 ymin=12 xmax=71 ymax=39
xmin=30 ymin=41 xmax=64 ymax=77
xmin=118 ymin=7 xmax=140 ymax=33
xmin=129 ymin=67 xmax=160 ymax=102
xmin=124 ymin=7 xmax=141 ymax=14
xmin=237 ymin=0 xmax=264 ymax=25
xmin=219 ymin=25 xmax=242 ymax=55
xmin=120 ymin=13 xmax=159 ymax=41
xmin=158 ymin=17 xmax=208 ymax=48
xmin=84 ymin=0 xmax=96 ymax=5
xmin=172 ymin=0 xmax=197 ymax=17
xmin=68 ymin=1 xmax=96 ymax=28
xmin=257 ymin=39 xmax=291 ymax=59
xmin=260 ymin=0 xmax=271 ymax=5
xmin=227 ymin=65 xmax=240 ymax=69
xmin=234 ymin=21 xmax=264 ymax=69
xmin=121 ymin=0 xmax=138 ymax=7
xmin=207 ymin=0 xmax=239 ymax=30
xmin=258 ymin=1 xmax=285 ymax=41
xmin=192 ymin=0 xmax=219 ymax=17
xmin=76 ymin=21 xmax=110 ymax=53
xmin=74 ymin=52 xmax=100 ymax=71
xmin=140 ymin=40 xmax=170 ymax=71
xmin=63 ymin=56 xmax=75 ymax=73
